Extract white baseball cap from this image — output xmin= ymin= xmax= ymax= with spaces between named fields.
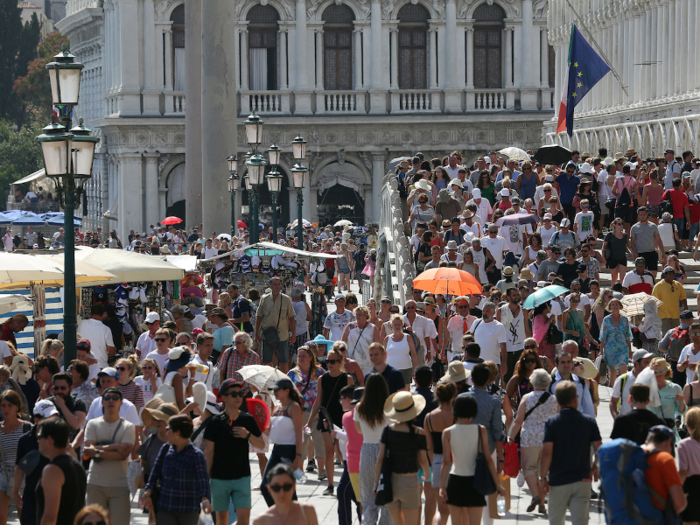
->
xmin=145 ymin=312 xmax=160 ymax=324
xmin=33 ymin=399 xmax=59 ymax=418
xmin=560 ymin=218 xmax=571 ymax=228
xmin=472 ymin=188 xmax=482 ymax=199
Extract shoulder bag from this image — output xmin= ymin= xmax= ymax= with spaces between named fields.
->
xmin=262 ymin=296 xmax=284 ymax=346
xmin=154 ymin=372 xmax=178 ymax=405
xmin=545 ymin=321 xmax=563 ymax=344
xmin=473 ymin=424 xmax=497 ymax=496
xmin=93 ymin=418 xmax=125 ymax=463
xmin=374 ymin=444 xmax=394 ymax=505
xmin=524 ymin=392 xmax=551 ymax=420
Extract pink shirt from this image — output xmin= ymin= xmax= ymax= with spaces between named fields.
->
xmin=342 ymin=409 xmax=363 ymax=473
xmin=678 ymin=437 xmax=700 ymax=477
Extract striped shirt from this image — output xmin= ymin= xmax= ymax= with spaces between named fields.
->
xmin=118 ymin=380 xmax=144 ymax=408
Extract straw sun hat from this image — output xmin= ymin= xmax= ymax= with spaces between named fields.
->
xmin=383 ymin=391 xmax=427 ymax=422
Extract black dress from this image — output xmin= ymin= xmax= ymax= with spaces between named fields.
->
xmin=319 ymin=371 xmax=348 ymax=429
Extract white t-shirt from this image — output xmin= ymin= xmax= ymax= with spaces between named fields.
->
xmin=471 ymin=319 xmax=507 ymax=364
xmin=76 ymin=318 xmax=115 ymax=369
xmin=444 ymin=165 xmax=464 ymax=179
xmin=191 ymin=354 xmax=216 ymax=391
xmin=480 ymin=236 xmax=507 ymax=269
xmin=354 ymin=410 xmax=388 ymax=444
xmin=539 ymin=224 xmax=558 ymax=247
xmin=135 ymin=331 xmax=157 ymax=358
xmin=144 ymin=350 xmax=170 ymax=377
xmin=658 ymin=222 xmax=676 ymax=248
xmin=0 ymin=341 xmax=12 ymax=362
xmin=134 ymin=375 xmax=162 ymax=405
xmin=679 ymin=345 xmax=700 ymax=384
xmin=498 ymin=305 xmax=527 ymax=353
xmin=564 ymin=293 xmax=590 ymax=315
xmin=470 ymin=248 xmax=489 ymax=284
xmin=574 ymin=212 xmax=595 ymax=238
xmin=441 ymin=253 xmax=463 ymax=265
xmin=467 ymin=199 xmax=493 ymax=223
xmin=324 ymin=310 xmax=355 ymax=341
xmin=202 ymin=246 xmax=218 ymax=259
xmin=84 ymin=397 xmax=141 ymax=426
xmin=499 ymin=224 xmax=530 ymax=256
xmin=611 ymin=370 xmax=638 ymax=415
xmin=403 ymin=314 xmax=438 ymax=358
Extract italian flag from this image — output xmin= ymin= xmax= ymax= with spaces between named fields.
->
xmin=555 ymin=27 xmax=574 ymax=135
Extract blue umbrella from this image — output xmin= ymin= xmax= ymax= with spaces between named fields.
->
xmin=522 ymin=285 xmax=569 ymax=310
xmin=0 ymin=213 xmax=12 ymax=226
xmin=45 ymin=213 xmax=82 ymax=226
xmin=41 ymin=212 xmax=81 ymax=221
xmin=10 ymin=211 xmax=46 ymax=226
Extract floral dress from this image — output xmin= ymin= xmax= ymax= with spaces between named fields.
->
xmin=650 ymin=380 xmax=686 ymax=442
xmin=600 ymin=314 xmax=632 ymax=368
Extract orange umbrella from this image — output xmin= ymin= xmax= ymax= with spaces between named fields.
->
xmin=413 ymin=268 xmax=482 ymax=296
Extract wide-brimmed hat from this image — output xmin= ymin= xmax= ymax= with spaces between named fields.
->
xmin=165 ymin=346 xmax=193 ymax=371
xmin=160 ymin=245 xmax=172 ymax=254
xmin=625 ymin=148 xmax=638 ymax=157
xmin=399 ymin=160 xmax=410 ymax=169
xmin=441 ymin=361 xmax=470 ymax=383
xmin=383 ymin=391 xmax=427 ymax=422
xmin=446 ymin=240 xmax=458 ymax=250
xmin=449 ymin=179 xmax=464 ymax=189
xmin=414 ymin=179 xmax=430 ymax=191
xmin=519 ymin=268 xmax=534 ymax=280
xmin=141 ymin=402 xmax=179 ymax=427
xmin=579 ymin=162 xmax=594 ymax=174
xmin=650 ymin=357 xmax=671 ymax=375
xmin=186 ymin=391 xmax=221 ymax=415
xmin=438 ymin=189 xmax=452 ymax=203
xmin=573 ymin=357 xmax=598 ymax=380
xmin=503 ymin=266 xmax=514 ymax=277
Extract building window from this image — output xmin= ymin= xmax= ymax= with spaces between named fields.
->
xmin=248 ymin=5 xmax=280 ymax=91
xmin=397 ymin=4 xmax=429 ymax=90
xmin=473 ymin=3 xmax=505 ymax=89
xmin=171 ymin=5 xmax=185 ymax=91
xmin=322 ymin=4 xmax=354 ymax=90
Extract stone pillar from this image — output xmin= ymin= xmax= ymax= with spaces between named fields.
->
xmin=520 ymin=0 xmax=538 ymax=109
xmin=185 ymin=0 xmax=202 ymax=227
xmin=158 ymin=187 xmax=168 ymax=220
xmin=540 ymin=27 xmax=548 ymax=88
xmin=164 ymin=25 xmax=173 ymax=91
xmin=505 ymin=26 xmax=513 ymax=87
xmin=364 ymin=187 xmax=373 ymax=223
xmin=353 ymin=28 xmax=362 ymax=89
xmin=144 ymin=154 xmax=160 ymax=228
xmin=427 ymin=26 xmax=437 ymax=89
xmin=294 ymin=0 xmax=313 ymax=114
xmin=687 ymin=0 xmax=695 ymax=91
xmin=104 ymin=6 xmax=112 ymax=93
xmin=155 ymin=22 xmax=166 ymax=90
xmin=371 ymin=154 xmax=385 ymax=221
xmin=315 ymin=27 xmax=324 ymax=90
xmin=680 ymin=0 xmax=688 ymax=95
xmin=118 ymin=0 xmax=140 ymax=115
xmin=444 ymin=0 xmax=457 ymax=88
xmin=466 ymin=25 xmax=474 ymax=89
xmin=118 ymin=154 xmax=144 ymax=236
xmin=240 ymin=26 xmax=249 ymax=90
xmin=278 ymin=28 xmax=287 ymax=90
xmin=201 ymin=0 xmax=236 ymax=236
xmin=370 ymin=0 xmax=383 ymax=89
xmin=390 ymin=26 xmax=399 ymax=89
xmin=142 ymin=0 xmax=159 ymax=114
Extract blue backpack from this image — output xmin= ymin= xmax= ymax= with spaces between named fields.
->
xmin=598 ymin=438 xmax=664 ymax=525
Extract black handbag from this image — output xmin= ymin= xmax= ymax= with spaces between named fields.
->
xmin=545 ymin=322 xmax=563 ymax=344
xmin=262 ymin=297 xmax=284 ymax=345
xmin=473 ymin=424 xmax=497 ymax=496
xmin=375 ymin=446 xmax=394 ymax=505
xmin=431 ymin=358 xmax=446 ymax=383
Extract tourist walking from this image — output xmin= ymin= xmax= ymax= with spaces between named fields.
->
xmin=342 ymin=306 xmax=381 ymax=376
xmin=252 ymin=464 xmax=319 ymax=525
xmin=383 ymin=314 xmax=418 ymax=385
xmin=679 ymin=407 xmax=700 ymax=524
xmin=599 ymin=298 xmax=632 ymax=386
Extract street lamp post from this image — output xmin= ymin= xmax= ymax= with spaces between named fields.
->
xmin=291 ymin=133 xmax=308 ymax=250
xmin=244 ymin=113 xmax=265 ymax=244
xmin=227 ymin=155 xmax=239 ymax=238
xmin=266 ymin=144 xmax=282 ymax=243
xmin=37 ymin=44 xmax=99 ymax=364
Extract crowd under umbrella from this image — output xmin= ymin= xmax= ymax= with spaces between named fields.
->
xmin=533 ymin=144 xmax=573 ymax=166
xmin=413 ymin=268 xmax=482 ymax=296
xmin=522 ymin=285 xmax=569 ymax=310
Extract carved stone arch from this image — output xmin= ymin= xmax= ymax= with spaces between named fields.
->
xmin=159 ymin=154 xmax=185 ymax=187
xmin=310 ymin=154 xmax=371 ymax=187
xmin=389 ymin=0 xmax=439 ymax=21
xmin=464 ymin=0 xmax=519 ymax=21
xmin=311 ymin=0 xmax=366 ymax=21
xmin=533 ymin=0 xmax=548 ymax=18
xmin=237 ymin=0 xmax=291 ymax=22
xmin=155 ymin=0 xmax=183 ymax=22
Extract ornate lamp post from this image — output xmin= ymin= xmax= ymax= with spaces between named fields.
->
xmin=227 ymin=155 xmax=239 ymax=238
xmin=266 ymin=144 xmax=282 ymax=244
xmin=37 ymin=44 xmax=99 ymax=364
xmin=291 ymin=133 xmax=308 ymax=250
xmin=244 ymin=113 xmax=265 ymax=244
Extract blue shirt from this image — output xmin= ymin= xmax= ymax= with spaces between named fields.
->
xmin=415 ymin=386 xmax=438 ymax=428
xmin=555 ymin=173 xmax=581 ymax=204
xmin=232 ymin=296 xmax=253 ymax=333
xmin=543 ymin=408 xmax=601 ymax=486
xmin=146 ymin=443 xmax=211 ymax=513
xmin=213 ymin=324 xmax=235 ymax=354
xmin=365 ymin=364 xmax=405 ymax=394
xmin=549 ymin=371 xmax=596 ymax=418
xmin=462 ymin=388 xmax=504 ymax=453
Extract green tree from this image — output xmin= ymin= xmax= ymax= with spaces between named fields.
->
xmin=0 ymin=119 xmax=44 ymax=209
xmin=14 ymin=32 xmax=70 ymax=125
xmin=0 ymin=0 xmax=41 ymax=126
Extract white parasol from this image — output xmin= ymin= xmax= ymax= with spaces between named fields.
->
xmin=620 ymin=292 xmax=663 ymax=317
xmin=498 ymin=147 xmax=531 ymax=162
xmin=236 ymin=365 xmax=289 ymax=393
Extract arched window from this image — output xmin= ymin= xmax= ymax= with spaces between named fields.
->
xmin=473 ymin=3 xmax=505 ymax=89
xmin=171 ymin=5 xmax=185 ymax=91
xmin=322 ymin=5 xmax=354 ymax=90
xmin=397 ymin=4 xmax=429 ymax=89
xmin=248 ymin=5 xmax=280 ymax=91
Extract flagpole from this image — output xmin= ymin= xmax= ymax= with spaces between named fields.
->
xmin=565 ymin=0 xmax=629 ymax=97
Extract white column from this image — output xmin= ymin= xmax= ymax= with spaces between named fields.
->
xmin=296 ymin=0 xmax=311 ymax=90
xmin=674 ymin=0 xmax=682 ymax=94
xmin=118 ymin=0 xmax=140 ymax=114
xmin=113 ymin=3 xmax=122 ymax=90
xmin=353 ymin=28 xmax=362 ymax=89
xmin=142 ymin=0 xmax=158 ymax=114
xmin=118 ymin=154 xmax=144 ymax=236
xmin=521 ymin=0 xmax=535 ymax=87
xmin=466 ymin=26 xmax=474 ymax=89
xmin=371 ymin=154 xmax=385 ymax=221
xmin=144 ymin=154 xmax=160 ymax=228
xmin=540 ymin=27 xmax=548 ymax=88
xmin=104 ymin=6 xmax=112 ymax=93
xmin=370 ymin=0 xmax=383 ymax=89
xmin=164 ymin=25 xmax=173 ymax=91
xmin=688 ymin=0 xmax=696 ymax=91
xmin=455 ymin=25 xmax=466 ymax=88
xmin=315 ymin=28 xmax=324 ymax=90
xmin=155 ymin=23 xmax=165 ymax=89
xmin=390 ymin=26 xmax=399 ymax=89
xmin=512 ymin=24 xmax=522 ymax=87
xmin=665 ymin=1 xmax=673 ymax=96
xmin=428 ymin=27 xmax=437 ymax=89
xmin=505 ymin=26 xmax=513 ymax=87
xmin=444 ymin=0 xmax=458 ymax=89
xmin=279 ymin=29 xmax=287 ymax=90
xmin=364 ymin=188 xmax=373 ymax=224
xmin=240 ymin=27 xmax=249 ymax=90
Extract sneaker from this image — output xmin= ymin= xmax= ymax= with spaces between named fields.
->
xmin=306 ymin=459 xmax=316 ymax=472
xmin=516 ymin=471 xmax=525 ymax=487
xmin=318 ymin=471 xmax=327 ymax=482
xmin=334 ymin=458 xmax=342 ymax=467
xmin=323 ymin=485 xmax=334 ymax=496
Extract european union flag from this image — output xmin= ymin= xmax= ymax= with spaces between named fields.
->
xmin=555 ymin=25 xmax=611 ymax=136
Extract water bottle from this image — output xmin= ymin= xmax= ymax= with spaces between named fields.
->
xmin=497 ymin=495 xmax=507 ymax=517
xmin=294 ymin=468 xmax=308 ymax=484
xmin=203 ymin=515 xmax=213 ymax=525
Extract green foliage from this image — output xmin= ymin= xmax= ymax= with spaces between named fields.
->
xmin=14 ymin=32 xmax=70 ymax=125
xmin=0 ymin=120 xmax=44 ymax=209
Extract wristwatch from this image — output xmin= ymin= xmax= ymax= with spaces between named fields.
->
xmin=95 ymin=450 xmax=101 ymax=459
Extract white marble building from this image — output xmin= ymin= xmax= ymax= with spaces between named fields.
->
xmin=544 ymin=0 xmax=700 ymax=155
xmin=56 ymin=0 xmax=554 ymax=236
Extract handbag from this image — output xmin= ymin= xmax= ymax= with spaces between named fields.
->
xmin=474 ymin=424 xmax=497 ymax=496
xmin=262 ymin=296 xmax=284 ymax=346
xmin=375 ymin=446 xmax=394 ymax=505
xmin=154 ymin=373 xmax=178 ymax=405
xmin=503 ymin=442 xmax=520 ymax=478
xmin=545 ymin=322 xmax=563 ymax=344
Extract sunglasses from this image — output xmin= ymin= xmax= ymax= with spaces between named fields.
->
xmin=223 ymin=391 xmax=244 ymax=398
xmin=102 ymin=395 xmax=121 ymax=401
xmin=117 ymin=367 xmax=127 ymax=371
xmin=406 ymin=306 xmax=416 ymax=310
xmin=381 ymin=300 xmax=391 ymax=304
xmin=269 ymin=483 xmax=294 ymax=493
xmin=573 ymin=360 xmax=582 ymax=367
xmin=523 ymin=358 xmax=537 ymax=364
xmin=76 ymin=344 xmax=90 ymax=350
xmin=327 ymin=359 xmax=340 ymax=365
xmin=155 ymin=338 xmax=168 ymax=342
xmin=143 ymin=366 xmax=154 ymax=370
xmin=544 ymin=189 xmax=552 ymax=192
xmin=390 ymin=310 xmax=400 ymax=314
xmin=458 ymin=305 xmax=469 ymax=309
xmin=523 ymin=344 xmax=537 ymax=350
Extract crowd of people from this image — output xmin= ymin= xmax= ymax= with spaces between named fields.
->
xmin=3 ymin=146 xmax=700 ymax=525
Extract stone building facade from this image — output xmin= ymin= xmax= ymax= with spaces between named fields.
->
xmin=57 ymin=0 xmax=554 ymax=235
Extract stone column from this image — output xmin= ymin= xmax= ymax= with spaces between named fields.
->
xmin=364 ymin=187 xmax=373 ymax=223
xmin=520 ymin=0 xmax=538 ymax=109
xmin=466 ymin=25 xmax=474 ymax=89
xmin=201 ymin=0 xmax=236 ymax=235
xmin=164 ymin=25 xmax=173 ymax=91
xmin=185 ymin=0 xmax=202 ymax=227
xmin=158 ymin=187 xmax=168 ymax=220
xmin=118 ymin=0 xmax=140 ymax=115
xmin=142 ymin=0 xmax=159 ymax=114
xmin=428 ymin=26 xmax=437 ymax=89
xmin=118 ymin=154 xmax=144 ymax=236
xmin=240 ymin=25 xmax=249 ymax=90
xmin=390 ymin=26 xmax=399 ymax=89
xmin=540 ymin=27 xmax=549 ymax=88
xmin=279 ymin=28 xmax=287 ymax=90
xmin=315 ymin=27 xmax=324 ymax=90
xmin=505 ymin=26 xmax=513 ymax=88
xmin=144 ymin=154 xmax=160 ymax=228
xmin=371 ymin=153 xmax=385 ymax=221
xmin=370 ymin=0 xmax=383 ymax=89
xmin=444 ymin=1 xmax=457 ymax=88
xmin=103 ymin=5 xmax=112 ymax=93
xmin=155 ymin=22 xmax=166 ymax=89
xmin=353 ymin=28 xmax=362 ymax=89
xmin=687 ymin=0 xmax=695 ymax=91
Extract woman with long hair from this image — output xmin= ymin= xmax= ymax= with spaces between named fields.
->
xmin=355 ymin=373 xmax=392 ymax=525
xmin=602 ymin=218 xmax=630 ymax=286
xmin=0 ymin=390 xmax=31 ymax=522
xmin=407 ymin=194 xmax=437 ymax=234
xmin=253 ymin=464 xmax=319 ymax=525
xmin=679 ymin=407 xmax=700 ymax=525
xmin=532 ymin=302 xmax=556 ymax=363
xmin=683 ymin=370 xmax=700 ymax=408
xmin=342 ymin=306 xmax=381 ymax=379
xmin=424 ymin=381 xmax=457 ymax=525
xmin=461 ymin=250 xmax=480 ymax=282
xmin=477 ymin=170 xmax=496 ymax=206
xmin=505 ymin=343 xmax=545 ymax=411
xmin=260 ymin=378 xmax=304 ymax=507
xmin=600 ymin=298 xmax=633 ymax=386
xmin=590 ymin=287 xmax=613 ymax=354
xmin=562 ymin=292 xmax=597 ymax=357
xmin=115 ymin=355 xmax=144 ymax=410
xmin=306 ymin=348 xmax=352 ymax=496
xmin=432 ymin=166 xmax=452 ymax=192
xmin=523 ymin=233 xmax=543 ymax=265
xmin=649 ymin=358 xmax=686 ymax=442
xmin=134 ymin=357 xmax=161 ymax=406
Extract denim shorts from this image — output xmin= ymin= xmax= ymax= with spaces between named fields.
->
xmin=262 ymin=338 xmax=289 ymax=364
xmin=210 ymin=477 xmax=251 ymax=512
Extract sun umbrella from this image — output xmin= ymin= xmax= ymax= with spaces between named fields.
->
xmin=334 ymin=219 xmax=353 ymax=227
xmin=45 ymin=213 xmax=82 ymax=226
xmin=522 ymin=285 xmax=569 ymax=309
xmin=236 ymin=365 xmax=289 ymax=392
xmin=413 ymin=268 xmax=482 ymax=296
xmin=620 ymin=292 xmax=663 ymax=317
xmin=0 ymin=213 xmax=12 ymax=226
xmin=291 ymin=218 xmax=312 ymax=229
xmin=498 ymin=147 xmax=531 ymax=162
xmin=388 ymin=156 xmax=410 ymax=171
xmin=0 ymin=252 xmax=114 ymax=290
xmin=161 ymin=216 xmax=183 ymax=226
xmin=495 ymin=212 xmax=540 ymax=227
xmin=10 ymin=211 xmax=46 ymax=226
xmin=0 ymin=294 xmax=32 ymax=315
xmin=533 ymin=144 xmax=572 ymax=166
xmin=217 ymin=233 xmax=232 ymax=241
xmin=237 ymin=220 xmax=248 ymax=229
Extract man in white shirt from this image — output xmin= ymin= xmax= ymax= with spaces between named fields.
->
xmin=323 ymin=295 xmax=355 ymax=341
xmin=447 ymin=297 xmax=476 ymax=360
xmin=460 ymin=212 xmax=481 ymax=240
xmin=499 ymin=209 xmax=530 ymax=256
xmin=564 ymin=280 xmax=591 ymax=323
xmin=191 ymin=332 xmax=217 ymax=391
xmin=202 ymin=239 xmax=218 ymax=259
xmin=664 ymin=149 xmax=681 ymax=190
xmin=75 ymin=368 xmax=141 ymax=435
xmin=610 ymin=349 xmax=652 ymax=417
xmin=444 ymin=155 xmax=464 ymax=179
xmin=3 ymin=229 xmax=12 ymax=252
xmin=470 ymin=238 xmax=489 ymax=284
xmin=76 ymin=304 xmax=115 ymax=369
xmin=402 ymin=300 xmax=438 ymax=367
xmin=467 ymin=189 xmax=493 ymax=223
xmin=677 ymin=324 xmax=700 ymax=384
xmin=135 ymin=311 xmax=160 ymax=359
xmin=470 ymin=302 xmax=507 ymax=379
xmin=480 ymin=224 xmax=509 ymax=282
xmin=496 ymin=288 xmax=530 ymax=382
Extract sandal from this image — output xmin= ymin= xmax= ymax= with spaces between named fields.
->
xmin=538 ymin=504 xmax=547 ymax=514
xmin=527 ymin=496 xmax=541 ymax=513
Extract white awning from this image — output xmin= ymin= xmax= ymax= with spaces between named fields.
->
xmin=12 ymin=169 xmax=46 ymax=186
